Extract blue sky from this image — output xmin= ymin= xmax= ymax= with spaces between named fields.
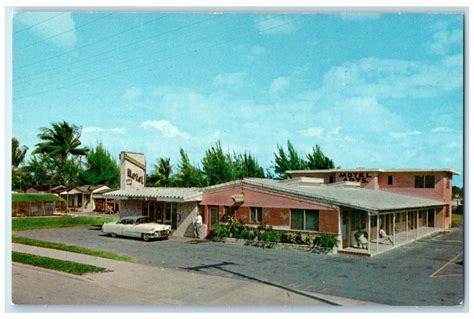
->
xmin=12 ymin=12 xmax=464 ymax=185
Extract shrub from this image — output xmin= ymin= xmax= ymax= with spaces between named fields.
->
xmin=236 ymin=228 xmax=256 ymax=240
xmin=314 ymin=234 xmax=338 ymax=249
xmin=227 ymin=217 xmax=246 ymax=238
xmin=279 ymin=232 xmax=297 ymax=244
xmin=210 ymin=224 xmax=230 ymax=241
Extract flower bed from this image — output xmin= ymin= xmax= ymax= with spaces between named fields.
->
xmin=209 ymin=217 xmax=339 ymax=255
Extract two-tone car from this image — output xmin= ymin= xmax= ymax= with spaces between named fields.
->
xmin=102 ymin=216 xmax=171 ymax=241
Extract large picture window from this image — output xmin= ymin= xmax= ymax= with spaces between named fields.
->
xmin=290 ymin=209 xmax=319 ymax=231
xmin=415 ymin=175 xmax=435 ymax=188
xmin=250 ymin=207 xmax=262 ymax=223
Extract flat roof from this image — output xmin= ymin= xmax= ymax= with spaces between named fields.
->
xmin=287 ymin=168 xmax=460 ymax=175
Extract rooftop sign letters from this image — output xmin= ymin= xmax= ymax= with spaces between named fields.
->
xmin=339 ymin=172 xmax=372 ymax=184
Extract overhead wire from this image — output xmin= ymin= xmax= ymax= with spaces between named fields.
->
xmin=14 ymin=14 xmax=169 ymax=71
xmin=13 ymin=12 xmax=67 ymax=35
xmin=16 ymin=12 xmax=115 ymax=50
xmin=13 ymin=18 xmax=294 ymax=102
xmin=15 ymin=14 xmax=220 ymax=84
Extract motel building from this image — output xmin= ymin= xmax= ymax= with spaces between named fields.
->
xmin=104 ymin=152 xmax=458 ymax=256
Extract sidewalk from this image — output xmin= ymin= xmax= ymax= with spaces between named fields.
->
xmin=11 ymin=243 xmax=384 ymax=307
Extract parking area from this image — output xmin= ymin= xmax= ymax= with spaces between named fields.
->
xmin=15 ymin=224 xmax=464 ymax=306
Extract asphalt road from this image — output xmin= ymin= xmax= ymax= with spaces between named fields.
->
xmin=15 ymin=224 xmax=464 ymax=306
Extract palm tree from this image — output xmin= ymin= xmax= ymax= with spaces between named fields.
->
xmin=151 ymin=157 xmax=173 ymax=186
xmin=33 ymin=121 xmax=89 ymax=187
xmin=12 ymin=137 xmax=29 ymax=191
xmin=12 ymin=137 xmax=28 ymax=169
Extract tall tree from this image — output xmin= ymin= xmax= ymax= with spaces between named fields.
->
xmin=23 ymin=154 xmax=54 ymax=187
xmin=12 ymin=138 xmax=29 ymax=191
xmin=233 ymin=152 xmax=265 ymax=179
xmin=150 ymin=157 xmax=174 ymax=187
xmin=12 ymin=138 xmax=28 ymax=169
xmin=33 ymin=121 xmax=89 ymax=186
xmin=202 ymin=141 xmax=235 ymax=185
xmin=82 ymin=144 xmax=120 ymax=188
xmin=306 ymin=145 xmax=335 ymax=169
xmin=175 ymin=149 xmax=207 ymax=187
xmin=273 ymin=140 xmax=306 ymax=179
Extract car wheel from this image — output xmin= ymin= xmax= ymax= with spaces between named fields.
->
xmin=142 ymin=233 xmax=151 ymax=241
xmin=111 ymin=233 xmax=117 ymax=238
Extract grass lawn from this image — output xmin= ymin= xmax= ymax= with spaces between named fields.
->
xmin=452 ymin=213 xmax=464 ymax=224
xmin=12 ymin=216 xmax=115 ymax=231
xmin=12 ymin=251 xmax=107 ymax=275
xmin=13 ymin=235 xmax=138 ymax=263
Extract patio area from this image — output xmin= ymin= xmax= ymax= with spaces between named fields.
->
xmin=338 ymin=226 xmax=447 ymax=256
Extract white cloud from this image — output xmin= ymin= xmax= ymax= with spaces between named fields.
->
xmin=303 ymin=55 xmax=462 ymax=101
xmin=82 ymin=126 xmax=104 ymax=133
xmin=255 ymin=16 xmax=299 ymax=35
xmin=111 ymin=128 xmax=126 ymax=134
xmin=299 ymin=127 xmax=324 ymax=137
xmin=390 ymin=131 xmax=422 ymax=139
xmin=140 ymin=120 xmax=189 ymax=139
xmin=15 ymin=12 xmax=77 ymax=49
xmin=270 ymin=76 xmax=290 ymax=96
xmin=431 ymin=126 xmax=458 ymax=134
xmin=121 ymin=87 xmax=143 ymax=102
xmin=213 ymin=72 xmax=246 ymax=87
xmin=338 ymin=13 xmax=381 ymax=21
xmin=426 ymin=29 xmax=463 ymax=55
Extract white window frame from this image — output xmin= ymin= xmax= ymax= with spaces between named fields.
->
xmin=250 ymin=207 xmax=262 ymax=223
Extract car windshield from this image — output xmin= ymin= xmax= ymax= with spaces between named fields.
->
xmin=136 ymin=217 xmax=150 ymax=224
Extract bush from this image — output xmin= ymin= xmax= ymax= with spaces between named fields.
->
xmin=279 ymin=232 xmax=297 ymax=244
xmin=227 ymin=217 xmax=247 ymax=238
xmin=210 ymin=224 xmax=230 ymax=241
xmin=236 ymin=228 xmax=256 ymax=240
xmin=314 ymin=234 xmax=338 ymax=249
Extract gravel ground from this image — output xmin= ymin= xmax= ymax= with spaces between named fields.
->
xmin=15 ymin=224 xmax=464 ymax=306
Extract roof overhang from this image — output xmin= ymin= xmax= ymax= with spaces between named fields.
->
xmin=286 ymin=168 xmax=460 ymax=175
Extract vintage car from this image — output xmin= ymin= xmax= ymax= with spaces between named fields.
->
xmin=102 ymin=216 xmax=171 ymax=241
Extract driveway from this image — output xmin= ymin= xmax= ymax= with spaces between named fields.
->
xmin=15 ymin=224 xmax=464 ymax=306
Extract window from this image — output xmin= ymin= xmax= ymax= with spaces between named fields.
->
xmin=415 ymin=175 xmax=435 ymax=188
xmin=388 ymin=175 xmax=393 ymax=185
xmin=250 ymin=207 xmax=262 ymax=223
xmin=127 ymin=168 xmax=132 ymax=177
xmin=210 ymin=206 xmax=219 ymax=227
xmin=290 ymin=209 xmax=319 ymax=231
xmin=329 ymin=175 xmax=334 ymax=183
xmin=351 ymin=210 xmax=366 ymax=230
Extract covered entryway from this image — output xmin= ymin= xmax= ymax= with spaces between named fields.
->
xmin=339 ymin=207 xmax=446 ymax=256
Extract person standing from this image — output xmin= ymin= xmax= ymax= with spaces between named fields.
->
xmin=192 ymin=210 xmax=203 ymax=239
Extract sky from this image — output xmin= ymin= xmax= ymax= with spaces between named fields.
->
xmin=11 ymin=11 xmax=464 ymax=185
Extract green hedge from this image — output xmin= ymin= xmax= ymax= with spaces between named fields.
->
xmin=12 ymin=193 xmax=64 ymax=203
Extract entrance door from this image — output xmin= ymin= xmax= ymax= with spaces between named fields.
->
xmin=164 ymin=203 xmax=172 ymax=225
xmin=342 ymin=212 xmax=349 ymax=248
xmin=428 ymin=209 xmax=435 ymax=227
xmin=210 ymin=206 xmax=219 ymax=229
